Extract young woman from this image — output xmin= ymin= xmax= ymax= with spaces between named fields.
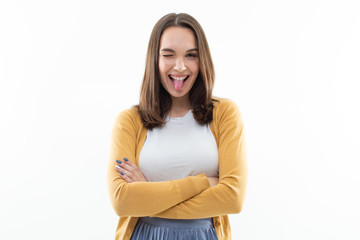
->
xmin=107 ymin=13 xmax=248 ymax=240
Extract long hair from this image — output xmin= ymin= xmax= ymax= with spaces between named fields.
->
xmin=136 ymin=13 xmax=217 ymax=129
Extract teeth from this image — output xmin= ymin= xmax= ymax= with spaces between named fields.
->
xmin=170 ymin=75 xmax=188 ymax=80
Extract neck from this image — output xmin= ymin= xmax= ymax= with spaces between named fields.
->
xmin=169 ymin=95 xmax=191 ymax=116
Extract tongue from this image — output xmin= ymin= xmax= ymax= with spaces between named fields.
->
xmin=174 ymin=79 xmax=184 ymax=90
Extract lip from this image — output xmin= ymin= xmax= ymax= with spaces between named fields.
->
xmin=169 ymin=74 xmax=189 ymax=78
xmin=168 ymin=75 xmax=189 ymax=90
xmin=168 ymin=74 xmax=190 ymax=82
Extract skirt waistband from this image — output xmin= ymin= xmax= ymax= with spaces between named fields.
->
xmin=138 ymin=217 xmax=215 ymax=229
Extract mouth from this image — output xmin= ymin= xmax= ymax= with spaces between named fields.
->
xmin=168 ymin=75 xmax=190 ymax=90
xmin=168 ymin=75 xmax=190 ymax=82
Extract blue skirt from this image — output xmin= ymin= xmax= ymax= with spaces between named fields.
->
xmin=130 ymin=216 xmax=219 ymax=240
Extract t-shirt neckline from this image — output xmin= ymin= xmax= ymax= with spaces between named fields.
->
xmin=166 ymin=109 xmax=192 ymax=121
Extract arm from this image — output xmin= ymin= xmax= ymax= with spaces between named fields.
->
xmin=107 ymin=108 xmax=211 ymax=217
xmin=149 ymin=100 xmax=248 ymax=219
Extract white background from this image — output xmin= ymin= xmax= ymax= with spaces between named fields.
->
xmin=1 ymin=0 xmax=359 ymax=239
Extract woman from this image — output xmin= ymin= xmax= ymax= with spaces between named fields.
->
xmin=107 ymin=13 xmax=248 ymax=240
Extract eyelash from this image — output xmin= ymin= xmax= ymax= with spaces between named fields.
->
xmin=162 ymin=54 xmax=198 ymax=58
xmin=187 ymin=54 xmax=198 ymax=58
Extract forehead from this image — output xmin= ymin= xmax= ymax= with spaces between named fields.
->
xmin=159 ymin=26 xmax=197 ymax=50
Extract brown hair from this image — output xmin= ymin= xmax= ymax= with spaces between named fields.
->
xmin=135 ymin=13 xmax=218 ymax=129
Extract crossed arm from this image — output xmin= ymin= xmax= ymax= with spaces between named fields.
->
xmin=107 ymin=101 xmax=248 ymax=218
xmin=107 ymin=109 xmax=212 ymax=217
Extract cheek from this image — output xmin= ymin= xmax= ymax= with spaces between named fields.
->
xmin=188 ymin=61 xmax=199 ymax=75
xmin=159 ymin=59 xmax=174 ymax=74
xmin=158 ymin=60 xmax=171 ymax=87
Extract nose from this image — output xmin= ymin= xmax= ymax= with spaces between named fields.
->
xmin=174 ymin=57 xmax=186 ymax=72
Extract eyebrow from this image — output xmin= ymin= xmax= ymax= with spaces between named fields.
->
xmin=160 ymin=48 xmax=198 ymax=53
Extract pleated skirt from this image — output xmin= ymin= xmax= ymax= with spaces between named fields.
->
xmin=129 ymin=216 xmax=219 ymax=240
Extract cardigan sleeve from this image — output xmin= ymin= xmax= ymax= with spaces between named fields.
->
xmin=107 ymin=108 xmax=211 ymax=217
xmin=148 ymin=99 xmax=248 ymax=219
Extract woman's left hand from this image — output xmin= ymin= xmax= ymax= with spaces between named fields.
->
xmin=115 ymin=158 xmax=148 ymax=183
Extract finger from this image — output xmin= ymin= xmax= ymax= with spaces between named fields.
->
xmin=116 ymin=160 xmax=135 ymax=172
xmin=116 ymin=165 xmax=137 ymax=181
xmin=120 ymin=172 xmax=133 ymax=183
xmin=115 ymin=165 xmax=133 ymax=183
xmin=122 ymin=158 xmax=144 ymax=180
xmin=116 ymin=163 xmax=140 ymax=181
xmin=121 ymin=173 xmax=133 ymax=183
xmin=116 ymin=161 xmax=142 ymax=182
xmin=123 ymin=157 xmax=137 ymax=167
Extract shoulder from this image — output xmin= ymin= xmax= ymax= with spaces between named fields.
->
xmin=213 ymin=96 xmax=238 ymax=108
xmin=208 ymin=97 xmax=244 ymax=140
xmin=113 ymin=105 xmax=142 ymax=129
xmin=212 ymin=96 xmax=244 ymax=125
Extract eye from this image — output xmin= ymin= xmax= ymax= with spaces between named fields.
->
xmin=186 ymin=53 xmax=198 ymax=58
xmin=162 ymin=55 xmax=173 ymax=57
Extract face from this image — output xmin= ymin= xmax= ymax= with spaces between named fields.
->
xmin=158 ymin=26 xmax=199 ymax=102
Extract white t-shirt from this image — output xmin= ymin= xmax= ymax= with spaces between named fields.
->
xmin=139 ymin=109 xmax=219 ymax=182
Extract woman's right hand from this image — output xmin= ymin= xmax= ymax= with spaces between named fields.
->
xmin=207 ymin=177 xmax=219 ymax=187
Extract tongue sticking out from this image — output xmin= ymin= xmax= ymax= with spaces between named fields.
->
xmin=174 ymin=79 xmax=184 ymax=90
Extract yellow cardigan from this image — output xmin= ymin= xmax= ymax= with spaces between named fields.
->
xmin=107 ymin=97 xmax=248 ymax=240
